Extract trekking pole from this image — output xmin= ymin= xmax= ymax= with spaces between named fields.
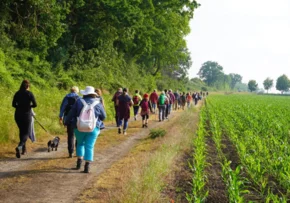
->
xmin=33 ymin=115 xmax=48 ymax=133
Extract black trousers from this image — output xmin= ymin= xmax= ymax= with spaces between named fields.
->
xmin=114 ymin=105 xmax=119 ymax=127
xmin=15 ymin=113 xmax=32 ymax=150
xmin=67 ymin=124 xmax=76 ymax=154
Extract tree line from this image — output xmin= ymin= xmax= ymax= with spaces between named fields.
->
xmin=248 ymin=74 xmax=290 ymax=94
xmin=0 ymin=0 xmax=202 ymax=92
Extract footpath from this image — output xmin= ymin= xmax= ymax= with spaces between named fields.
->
xmin=0 ymin=109 xmax=189 ymax=203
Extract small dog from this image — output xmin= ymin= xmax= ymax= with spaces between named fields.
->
xmin=47 ymin=137 xmax=60 ymax=152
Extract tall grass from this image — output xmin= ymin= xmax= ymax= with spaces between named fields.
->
xmin=119 ymin=108 xmax=198 ymax=202
xmin=0 ymin=85 xmax=116 ymax=144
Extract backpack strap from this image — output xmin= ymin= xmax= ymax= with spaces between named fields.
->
xmin=79 ymin=98 xmax=88 ymax=107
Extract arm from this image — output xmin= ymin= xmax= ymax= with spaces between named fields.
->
xmin=12 ymin=93 xmax=17 ymax=108
xmin=96 ymin=104 xmax=106 ymax=121
xmin=59 ymin=96 xmax=68 ymax=118
xmin=30 ymin=92 xmax=37 ymax=108
xmin=149 ymin=101 xmax=153 ymax=112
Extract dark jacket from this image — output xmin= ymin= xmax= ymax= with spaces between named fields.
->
xmin=12 ymin=90 xmax=37 ymax=115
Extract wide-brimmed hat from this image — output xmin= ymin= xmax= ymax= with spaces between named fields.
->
xmin=80 ymin=86 xmax=97 ymax=95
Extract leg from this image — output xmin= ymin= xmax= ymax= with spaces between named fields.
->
xmin=67 ymin=124 xmax=75 ymax=157
xmin=114 ymin=106 xmax=119 ymax=127
xmin=123 ymin=119 xmax=128 ymax=134
xmin=118 ymin=119 xmax=123 ymax=134
xmin=84 ymin=128 xmax=100 ymax=162
xmin=142 ymin=115 xmax=145 ymax=127
xmin=74 ymin=129 xmax=85 ymax=158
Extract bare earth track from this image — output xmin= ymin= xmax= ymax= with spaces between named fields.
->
xmin=0 ymin=111 xmax=185 ymax=203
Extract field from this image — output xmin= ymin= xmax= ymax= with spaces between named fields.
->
xmin=188 ymin=94 xmax=290 ymax=202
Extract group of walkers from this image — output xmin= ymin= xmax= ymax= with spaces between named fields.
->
xmin=12 ymin=79 xmax=206 ymax=173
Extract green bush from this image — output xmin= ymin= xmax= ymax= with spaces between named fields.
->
xmin=149 ymin=129 xmax=166 ymax=139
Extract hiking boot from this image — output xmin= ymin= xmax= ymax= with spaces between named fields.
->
xmin=21 ymin=146 xmax=27 ymax=155
xmin=76 ymin=158 xmax=82 ymax=170
xmin=15 ymin=147 xmax=21 ymax=158
xmin=118 ymin=128 xmax=121 ymax=134
xmin=83 ymin=162 xmax=90 ymax=173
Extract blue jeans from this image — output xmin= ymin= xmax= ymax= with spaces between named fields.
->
xmin=158 ymin=105 xmax=166 ymax=121
xmin=74 ymin=128 xmax=100 ymax=161
xmin=133 ymin=106 xmax=139 ymax=116
xmin=118 ymin=119 xmax=128 ymax=130
xmin=152 ymin=103 xmax=156 ymax=112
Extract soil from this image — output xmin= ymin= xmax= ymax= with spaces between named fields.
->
xmin=0 ymin=110 xmax=188 ymax=203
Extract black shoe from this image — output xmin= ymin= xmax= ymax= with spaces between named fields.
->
xmin=142 ymin=124 xmax=145 ymax=128
xmin=21 ymin=146 xmax=27 ymax=155
xmin=118 ymin=128 xmax=121 ymax=134
xmin=83 ymin=162 xmax=90 ymax=173
xmin=69 ymin=153 xmax=73 ymax=158
xmin=75 ymin=159 xmax=82 ymax=170
xmin=15 ymin=147 xmax=21 ymax=158
xmin=145 ymin=123 xmax=148 ymax=128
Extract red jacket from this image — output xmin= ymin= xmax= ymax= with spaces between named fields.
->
xmin=149 ymin=92 xmax=158 ymax=103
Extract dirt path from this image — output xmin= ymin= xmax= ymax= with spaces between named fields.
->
xmin=0 ymin=110 xmax=183 ymax=203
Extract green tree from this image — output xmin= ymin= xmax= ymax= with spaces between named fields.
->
xmin=263 ymin=77 xmax=273 ymax=93
xmin=248 ymin=80 xmax=258 ymax=92
xmin=197 ymin=61 xmax=224 ymax=86
xmin=276 ymin=74 xmax=290 ymax=94
xmin=229 ymin=73 xmax=242 ymax=90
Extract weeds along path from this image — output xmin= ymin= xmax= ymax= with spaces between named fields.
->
xmin=0 ymin=109 xmax=187 ymax=203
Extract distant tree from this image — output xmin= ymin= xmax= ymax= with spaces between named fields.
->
xmin=276 ymin=74 xmax=290 ymax=94
xmin=197 ymin=61 xmax=224 ymax=86
xmin=229 ymin=73 xmax=242 ymax=90
xmin=248 ymin=80 xmax=258 ymax=92
xmin=263 ymin=77 xmax=273 ymax=93
xmin=235 ymin=82 xmax=248 ymax=92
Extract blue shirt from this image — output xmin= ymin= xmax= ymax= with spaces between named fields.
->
xmin=64 ymin=97 xmax=106 ymax=129
xmin=59 ymin=92 xmax=80 ymax=118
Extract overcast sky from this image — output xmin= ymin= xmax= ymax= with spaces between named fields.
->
xmin=186 ymin=0 xmax=290 ymax=91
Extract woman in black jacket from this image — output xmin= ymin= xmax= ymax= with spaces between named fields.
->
xmin=12 ymin=80 xmax=37 ymax=158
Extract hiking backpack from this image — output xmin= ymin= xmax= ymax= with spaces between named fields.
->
xmin=159 ymin=95 xmax=165 ymax=105
xmin=133 ymin=95 xmax=140 ymax=105
xmin=77 ymin=99 xmax=100 ymax=132
xmin=64 ymin=96 xmax=78 ymax=116
xmin=141 ymin=100 xmax=149 ymax=111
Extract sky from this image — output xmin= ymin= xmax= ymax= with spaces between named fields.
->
xmin=186 ymin=0 xmax=290 ymax=91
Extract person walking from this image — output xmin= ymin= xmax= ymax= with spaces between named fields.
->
xmin=149 ymin=89 xmax=158 ymax=113
xmin=186 ymin=93 xmax=192 ymax=108
xmin=12 ymin=80 xmax=37 ymax=158
xmin=132 ymin=90 xmax=142 ymax=120
xmin=95 ymin=88 xmax=105 ymax=108
xmin=111 ymin=88 xmax=122 ymax=127
xmin=117 ymin=88 xmax=133 ymax=135
xmin=168 ymin=89 xmax=175 ymax=115
xmin=180 ymin=92 xmax=186 ymax=110
xmin=65 ymin=86 xmax=106 ymax=173
xmin=139 ymin=93 xmax=153 ymax=128
xmin=164 ymin=89 xmax=171 ymax=119
xmin=173 ymin=90 xmax=180 ymax=110
xmin=157 ymin=91 xmax=168 ymax=121
xmin=59 ymin=86 xmax=80 ymax=158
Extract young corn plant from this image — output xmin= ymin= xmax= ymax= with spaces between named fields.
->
xmin=186 ymin=109 xmax=208 ymax=203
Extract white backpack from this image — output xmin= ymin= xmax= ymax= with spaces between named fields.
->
xmin=77 ymin=99 xmax=100 ymax=132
